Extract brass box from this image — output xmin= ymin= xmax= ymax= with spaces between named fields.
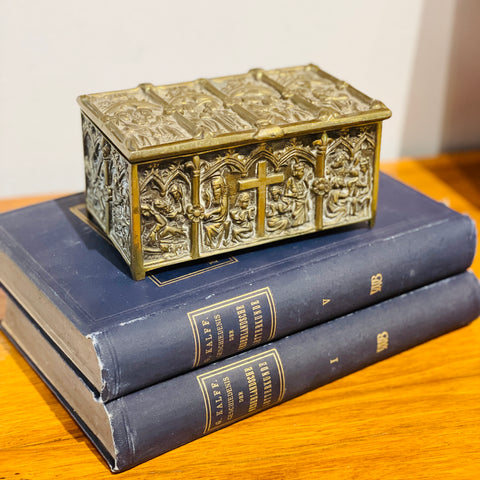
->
xmin=78 ymin=64 xmax=391 ymax=280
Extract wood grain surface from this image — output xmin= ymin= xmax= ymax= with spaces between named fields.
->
xmin=1 ymin=152 xmax=479 ymax=479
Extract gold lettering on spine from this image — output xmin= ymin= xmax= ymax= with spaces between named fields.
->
xmin=244 ymin=366 xmax=259 ymax=413
xmin=188 ymin=287 xmax=277 ymax=368
xmin=236 ymin=304 xmax=249 ymax=350
xmin=259 ymin=361 xmax=273 ymax=406
xmin=197 ymin=349 xmax=285 ymax=434
xmin=223 ymin=377 xmax=235 ymax=421
xmin=215 ymin=314 xmax=224 ymax=357
xmin=201 ymin=318 xmax=214 ymax=356
xmin=211 ymin=380 xmax=223 ymax=421
xmin=376 ymin=331 xmax=389 ymax=353
xmin=370 ymin=273 xmax=383 ymax=295
xmin=251 ymin=299 xmax=264 ymax=345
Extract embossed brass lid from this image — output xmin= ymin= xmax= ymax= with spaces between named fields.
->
xmin=77 ymin=64 xmax=391 ymax=163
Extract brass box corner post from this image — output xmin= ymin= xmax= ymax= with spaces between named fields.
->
xmin=130 ymin=163 xmax=145 ymax=280
xmin=369 ymin=121 xmax=384 ymax=228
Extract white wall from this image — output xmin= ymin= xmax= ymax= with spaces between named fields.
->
xmin=1 ymin=0 xmax=479 ymax=197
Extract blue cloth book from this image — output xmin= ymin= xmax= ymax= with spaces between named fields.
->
xmin=0 ymin=174 xmax=476 ymax=401
xmin=2 ymin=272 xmax=479 ymax=472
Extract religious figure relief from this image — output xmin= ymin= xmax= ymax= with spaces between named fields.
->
xmin=230 ymin=192 xmax=256 ymax=243
xmin=140 ymin=193 xmax=188 ymax=261
xmin=320 ymin=128 xmax=375 ymax=225
xmin=310 ymin=83 xmax=369 ymax=120
xmin=157 ymin=84 xmax=251 ymax=137
xmin=350 ymin=143 xmax=374 ymax=216
xmin=212 ymin=77 xmax=313 ymax=125
xmin=192 ymin=100 xmax=251 ymax=136
xmin=323 ymin=144 xmax=355 ymax=221
xmin=283 ymin=160 xmax=311 ymax=227
xmin=139 ymin=165 xmax=190 ymax=261
xmin=88 ymin=89 xmax=192 ymax=149
xmin=266 ymin=186 xmax=290 ymax=233
xmin=111 ymin=103 xmax=190 ymax=150
xmin=202 ymin=176 xmax=230 ymax=249
xmin=89 ymin=90 xmax=144 ymax=117
xmin=141 ymin=198 xmax=185 ymax=244
xmin=167 ymin=182 xmax=187 ymax=221
xmin=266 ymin=66 xmax=371 ymax=118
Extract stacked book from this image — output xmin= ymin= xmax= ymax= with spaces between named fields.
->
xmin=1 ymin=173 xmax=479 ymax=472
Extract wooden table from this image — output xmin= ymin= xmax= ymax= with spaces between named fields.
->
xmin=1 ymin=153 xmax=479 ymax=479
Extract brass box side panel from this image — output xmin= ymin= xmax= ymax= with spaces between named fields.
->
xmin=82 ymin=114 xmax=132 ymax=264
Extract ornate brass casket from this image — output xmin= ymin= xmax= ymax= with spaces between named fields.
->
xmin=78 ymin=64 xmax=391 ymax=280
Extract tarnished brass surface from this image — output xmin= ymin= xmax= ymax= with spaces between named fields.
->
xmin=78 ymin=65 xmax=391 ymax=280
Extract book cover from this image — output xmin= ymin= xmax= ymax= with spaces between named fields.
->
xmin=0 ymin=174 xmax=477 ymax=401
xmin=2 ymin=272 xmax=479 ymax=472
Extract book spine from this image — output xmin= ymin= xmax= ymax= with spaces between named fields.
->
xmin=108 ymin=271 xmax=480 ymax=472
xmin=98 ymin=213 xmax=476 ymax=401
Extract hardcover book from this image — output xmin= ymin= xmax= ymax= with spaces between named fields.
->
xmin=2 ymin=272 xmax=479 ymax=472
xmin=0 ymin=174 xmax=477 ymax=401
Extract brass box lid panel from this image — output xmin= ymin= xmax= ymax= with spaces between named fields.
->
xmin=77 ymin=65 xmax=391 ymax=163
